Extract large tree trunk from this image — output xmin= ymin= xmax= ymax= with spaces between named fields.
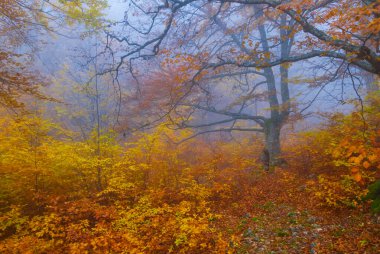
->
xmin=261 ymin=119 xmax=282 ymax=170
xmin=363 ymin=72 xmax=379 ymax=92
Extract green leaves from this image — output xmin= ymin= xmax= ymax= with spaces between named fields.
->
xmin=365 ymin=180 xmax=380 ymax=213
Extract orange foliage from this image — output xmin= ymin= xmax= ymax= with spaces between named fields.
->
xmin=283 ymin=94 xmax=380 ymax=208
xmin=1 ymin=96 xmax=379 ymax=253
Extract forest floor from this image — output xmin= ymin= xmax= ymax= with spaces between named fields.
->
xmin=222 ymin=169 xmax=380 ymax=254
xmin=1 ymin=166 xmax=379 ymax=253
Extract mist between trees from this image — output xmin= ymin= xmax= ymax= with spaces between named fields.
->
xmin=0 ymin=1 xmax=379 ymax=253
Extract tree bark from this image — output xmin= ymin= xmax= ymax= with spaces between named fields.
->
xmin=262 ymin=119 xmax=282 ymax=169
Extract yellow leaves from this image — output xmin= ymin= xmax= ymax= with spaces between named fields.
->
xmin=324 ymin=8 xmax=339 ymax=20
xmin=287 ymin=93 xmax=380 ymax=208
xmin=323 ymin=105 xmax=380 ymax=186
xmin=0 ymin=112 xmax=125 ymax=199
xmin=309 ymin=175 xmax=367 ymax=208
xmin=109 ymin=190 xmax=224 ymax=253
xmin=0 ymin=88 xmax=378 ymax=253
xmin=281 ymin=62 xmax=292 ymax=69
xmin=60 ymin=0 xmax=108 ymax=28
xmin=0 ymin=206 xmax=28 ymax=238
xmin=30 ymin=213 xmax=66 ymax=239
xmin=176 ymin=201 xmax=192 ymax=216
xmin=331 ymin=148 xmax=342 ymax=158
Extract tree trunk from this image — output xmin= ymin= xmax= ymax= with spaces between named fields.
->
xmin=363 ymin=72 xmax=378 ymax=92
xmin=262 ymin=120 xmax=282 ymax=170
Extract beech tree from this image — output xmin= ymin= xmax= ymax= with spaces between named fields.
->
xmin=105 ymin=0 xmax=380 ymax=165
xmin=106 ymin=0 xmax=380 ymax=74
xmin=156 ymin=5 xmax=296 ymax=166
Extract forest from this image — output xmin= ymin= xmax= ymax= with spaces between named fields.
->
xmin=0 ymin=0 xmax=379 ymax=253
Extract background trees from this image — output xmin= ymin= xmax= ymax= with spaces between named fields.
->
xmin=0 ymin=0 xmax=47 ymax=107
xmin=0 ymin=0 xmax=110 ymax=108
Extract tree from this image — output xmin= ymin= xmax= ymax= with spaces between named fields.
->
xmin=0 ymin=0 xmax=47 ymax=107
xmin=102 ymin=0 xmax=380 ymax=165
xmin=162 ymin=5 xmax=296 ymax=166
xmin=0 ymin=0 xmax=108 ymax=108
xmin=107 ymin=0 xmax=380 ymax=74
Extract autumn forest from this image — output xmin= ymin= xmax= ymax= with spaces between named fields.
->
xmin=0 ymin=0 xmax=380 ymax=253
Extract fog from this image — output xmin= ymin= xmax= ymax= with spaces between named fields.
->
xmin=26 ymin=0 xmax=372 ymax=142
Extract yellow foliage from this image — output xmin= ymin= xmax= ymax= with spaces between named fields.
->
xmin=59 ymin=0 xmax=108 ymax=29
xmin=308 ymin=174 xmax=368 ymax=208
xmin=284 ymin=92 xmax=380 ymax=208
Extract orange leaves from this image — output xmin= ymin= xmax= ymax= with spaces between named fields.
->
xmin=0 ymin=50 xmax=46 ymax=108
xmin=283 ymin=93 xmax=380 ymax=208
xmin=307 ymin=174 xmax=367 ymax=208
xmin=363 ymin=161 xmax=371 ymax=169
xmin=1 ymin=88 xmax=379 ymax=252
xmin=323 ymin=8 xmax=339 ymax=21
xmin=317 ymin=0 xmax=377 ymax=45
xmin=326 ymin=107 xmax=380 ymax=186
xmin=333 ymin=141 xmax=376 ymax=184
xmin=277 ymin=0 xmax=380 ymax=58
xmin=160 ymin=51 xmax=209 ymax=84
xmin=279 ymin=0 xmax=313 ymax=13
xmin=0 ymin=114 xmax=261 ymax=253
xmin=351 ymin=167 xmax=360 ymax=174
xmin=352 ymin=172 xmax=362 ymax=183
xmin=0 ymin=0 xmax=57 ymax=108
